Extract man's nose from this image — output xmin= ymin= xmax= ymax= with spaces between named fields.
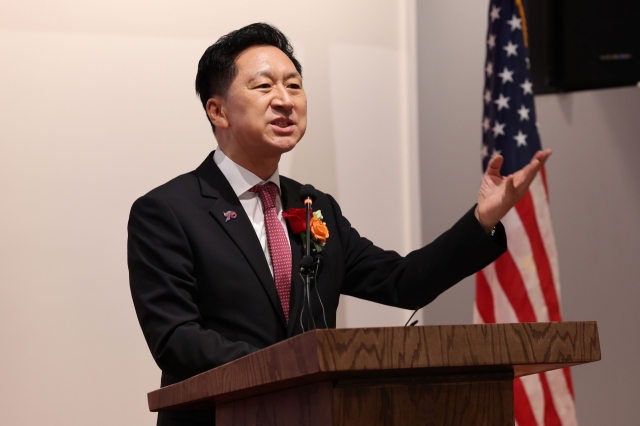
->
xmin=271 ymin=85 xmax=294 ymax=109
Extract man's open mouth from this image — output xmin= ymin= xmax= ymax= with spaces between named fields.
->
xmin=271 ymin=120 xmax=294 ymax=128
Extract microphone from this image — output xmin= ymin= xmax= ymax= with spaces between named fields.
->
xmin=299 ymin=184 xmax=318 ymax=330
xmin=299 ymin=185 xmax=317 ymax=260
xmin=299 ymin=184 xmax=317 ymax=202
xmin=299 ymin=255 xmax=314 ymax=274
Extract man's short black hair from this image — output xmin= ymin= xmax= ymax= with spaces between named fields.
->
xmin=195 ymin=22 xmax=302 ymax=129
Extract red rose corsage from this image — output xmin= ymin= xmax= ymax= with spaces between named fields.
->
xmin=283 ymin=208 xmax=329 ymax=252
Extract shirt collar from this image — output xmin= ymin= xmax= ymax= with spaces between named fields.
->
xmin=213 ymin=149 xmax=281 ymax=197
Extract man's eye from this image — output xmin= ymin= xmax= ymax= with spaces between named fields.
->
xmin=288 ymin=84 xmax=301 ymax=90
xmin=256 ymin=83 xmax=271 ymax=89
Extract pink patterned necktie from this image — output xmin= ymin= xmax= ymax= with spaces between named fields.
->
xmin=250 ymin=183 xmax=292 ymax=322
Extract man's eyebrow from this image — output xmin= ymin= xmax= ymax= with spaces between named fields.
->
xmin=284 ymin=71 xmax=302 ymax=80
xmin=251 ymin=70 xmax=273 ymax=79
xmin=250 ymin=70 xmax=301 ymax=80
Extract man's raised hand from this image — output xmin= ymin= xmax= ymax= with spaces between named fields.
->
xmin=475 ymin=149 xmax=552 ymax=233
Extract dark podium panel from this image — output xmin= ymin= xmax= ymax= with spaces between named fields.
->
xmin=148 ymin=322 xmax=600 ymax=426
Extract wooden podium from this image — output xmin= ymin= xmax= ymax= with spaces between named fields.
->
xmin=148 ymin=322 xmax=600 ymax=425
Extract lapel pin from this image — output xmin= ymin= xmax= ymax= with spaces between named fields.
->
xmin=223 ymin=211 xmax=237 ymax=222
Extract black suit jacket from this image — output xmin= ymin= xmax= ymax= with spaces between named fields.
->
xmin=127 ymin=152 xmax=507 ymax=425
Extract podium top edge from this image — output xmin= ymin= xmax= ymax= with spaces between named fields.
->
xmin=148 ymin=321 xmax=600 ymax=411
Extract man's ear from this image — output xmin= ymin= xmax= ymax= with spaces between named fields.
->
xmin=206 ymin=97 xmax=229 ymax=130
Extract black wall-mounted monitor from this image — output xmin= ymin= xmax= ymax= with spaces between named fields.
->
xmin=529 ymin=0 xmax=640 ymax=94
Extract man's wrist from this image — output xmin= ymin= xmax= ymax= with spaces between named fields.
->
xmin=474 ymin=206 xmax=497 ymax=235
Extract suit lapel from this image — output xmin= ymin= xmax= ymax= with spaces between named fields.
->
xmin=197 ymin=153 xmax=286 ymax=327
xmin=281 ymin=178 xmax=305 ymax=337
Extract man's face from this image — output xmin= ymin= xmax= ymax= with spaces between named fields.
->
xmin=215 ymin=45 xmax=307 ymax=159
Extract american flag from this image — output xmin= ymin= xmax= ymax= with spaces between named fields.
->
xmin=475 ymin=1 xmax=578 ymax=425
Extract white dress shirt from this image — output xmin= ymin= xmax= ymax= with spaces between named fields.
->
xmin=213 ymin=149 xmax=290 ymax=277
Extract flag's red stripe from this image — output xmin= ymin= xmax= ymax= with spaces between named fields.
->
xmin=494 ymin=252 xmax=537 ymax=322
xmin=475 ymin=272 xmax=496 ymax=323
xmin=515 ymin=192 xmax=562 ymax=321
xmin=540 ymin=165 xmax=549 ymax=199
xmin=563 ymin=367 xmax=575 ymax=399
xmin=540 ymin=372 xmax=563 ymax=426
xmin=514 ymin=377 xmax=539 ymax=426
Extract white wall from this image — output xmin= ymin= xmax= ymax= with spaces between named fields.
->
xmin=416 ymin=1 xmax=640 ymax=424
xmin=0 ymin=1 xmax=420 ymax=425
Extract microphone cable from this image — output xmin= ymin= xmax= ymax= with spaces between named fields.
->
xmin=313 ymin=255 xmax=329 ymax=329
xmin=404 ymin=308 xmax=420 ymax=327
xmin=299 ymin=272 xmax=307 ymax=332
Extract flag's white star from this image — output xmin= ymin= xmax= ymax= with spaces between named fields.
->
xmin=491 ymin=149 xmax=502 ymax=158
xmin=514 ymin=130 xmax=528 ymax=147
xmin=494 ymin=93 xmax=510 ymax=111
xmin=525 ymin=57 xmax=531 ymax=69
xmin=507 ymin=14 xmax=522 ymax=31
xmin=492 ymin=121 xmax=506 ymax=137
xmin=484 ymin=89 xmax=492 ymax=104
xmin=498 ymin=67 xmax=514 ymax=84
xmin=520 ymin=78 xmax=534 ymax=95
xmin=517 ymin=105 xmax=531 ymax=121
xmin=486 ymin=62 xmax=494 ymax=77
xmin=503 ymin=41 xmax=519 ymax=57
xmin=487 ymin=34 xmax=496 ymax=49
xmin=483 ymin=117 xmax=491 ymax=132
xmin=481 ymin=144 xmax=489 ymax=159
xmin=490 ymin=6 xmax=501 ymax=22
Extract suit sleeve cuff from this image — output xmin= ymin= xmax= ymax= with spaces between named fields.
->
xmin=466 ymin=204 xmax=507 ymax=250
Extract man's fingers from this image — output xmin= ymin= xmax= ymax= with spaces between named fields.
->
xmin=503 ymin=174 xmax=515 ymax=192
xmin=517 ymin=149 xmax=550 ymax=191
xmin=486 ymin=155 xmax=504 ymax=176
xmin=514 ymin=157 xmax=542 ymax=197
xmin=533 ymin=148 xmax=552 ymax=165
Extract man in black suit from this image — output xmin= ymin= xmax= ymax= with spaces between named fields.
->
xmin=128 ymin=23 xmax=550 ymax=426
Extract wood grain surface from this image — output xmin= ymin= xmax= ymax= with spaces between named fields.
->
xmin=333 ymin=372 xmax=514 ymax=426
xmin=148 ymin=322 xmax=600 ymax=412
xmin=216 ymin=382 xmax=333 ymax=426
xmin=315 ymin=321 xmax=600 ymax=377
xmin=216 ymin=373 xmax=515 ymax=426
